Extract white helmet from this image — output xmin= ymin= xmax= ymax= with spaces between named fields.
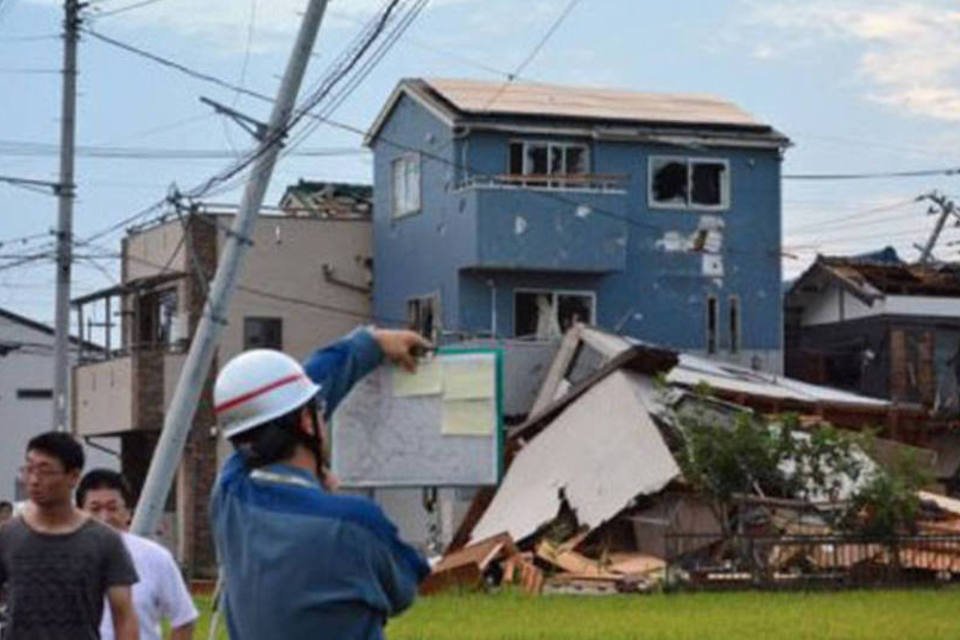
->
xmin=214 ymin=349 xmax=321 ymax=439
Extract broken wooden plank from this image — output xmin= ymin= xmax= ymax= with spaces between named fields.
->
xmin=606 ymin=552 xmax=666 ymax=576
xmin=421 ymin=532 xmax=519 ymax=595
xmin=535 ymin=538 xmax=619 ymax=579
xmin=432 ymin=532 xmax=517 ymax=574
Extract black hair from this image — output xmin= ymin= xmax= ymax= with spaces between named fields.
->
xmin=230 ymin=398 xmax=324 ymax=470
xmin=76 ymin=468 xmax=133 ymax=509
xmin=26 ymin=431 xmax=84 ymax=472
xmin=0 ymin=501 xmax=12 ymax=511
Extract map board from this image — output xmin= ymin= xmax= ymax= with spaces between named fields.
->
xmin=330 ymin=348 xmax=503 ymax=488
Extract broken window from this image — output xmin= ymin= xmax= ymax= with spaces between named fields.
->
xmin=513 ymin=290 xmax=594 ymax=339
xmin=244 ymin=317 xmax=283 ymax=351
xmin=692 ymin=162 xmax=725 ymax=206
xmin=650 ymin=156 xmax=729 ymax=209
xmin=407 ymin=295 xmax=439 ymax=342
xmin=650 ymin=158 xmax=687 ymax=205
xmin=391 ymin=153 xmax=420 ymax=217
xmin=706 ymin=295 xmax=718 ymax=354
xmin=508 ymin=141 xmax=589 ymax=188
xmin=729 ymin=296 xmax=740 ymax=354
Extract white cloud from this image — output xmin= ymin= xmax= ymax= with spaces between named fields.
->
xmin=737 ymin=0 xmax=960 ymax=122
xmin=28 ymin=0 xmax=471 ymax=54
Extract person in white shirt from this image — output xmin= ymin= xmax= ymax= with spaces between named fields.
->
xmin=78 ymin=468 xmax=198 ymax=640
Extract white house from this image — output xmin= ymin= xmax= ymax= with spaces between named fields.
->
xmin=0 ymin=307 xmax=117 ymax=502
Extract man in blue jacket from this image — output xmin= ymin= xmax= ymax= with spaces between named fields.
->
xmin=210 ymin=326 xmax=432 ymax=639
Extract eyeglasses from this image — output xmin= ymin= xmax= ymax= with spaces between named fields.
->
xmin=18 ymin=465 xmax=65 ymax=480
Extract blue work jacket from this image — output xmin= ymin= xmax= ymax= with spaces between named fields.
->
xmin=210 ymin=329 xmax=431 ymax=640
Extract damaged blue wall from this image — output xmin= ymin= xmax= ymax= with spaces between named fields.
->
xmin=371 ymin=94 xmax=783 ymax=360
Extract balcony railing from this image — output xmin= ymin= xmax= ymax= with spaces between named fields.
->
xmin=460 ymin=173 xmax=628 ymax=193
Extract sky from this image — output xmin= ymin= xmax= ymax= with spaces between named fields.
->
xmin=1 ymin=0 xmax=959 ymax=329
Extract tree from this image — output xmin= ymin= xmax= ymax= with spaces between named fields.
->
xmin=668 ymin=387 xmax=866 ymax=536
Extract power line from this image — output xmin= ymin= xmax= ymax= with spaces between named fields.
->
xmin=783 ymin=167 xmax=960 ymax=180
xmin=89 ymin=0 xmax=167 ymax=19
xmin=0 ymin=139 xmax=367 ymax=159
xmin=0 ymin=33 xmax=60 ymax=43
xmin=0 ymin=230 xmax=54 ymax=248
xmin=0 ymin=67 xmax=61 ymax=74
xmin=74 ymin=0 xmax=414 ymax=246
xmin=81 ymin=28 xmax=273 ymax=102
xmin=784 ymin=197 xmax=922 ymax=234
xmin=326 ymin=7 xmax=518 ymax=80
xmin=479 ymin=0 xmax=581 ymax=111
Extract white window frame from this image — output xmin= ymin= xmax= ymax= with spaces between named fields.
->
xmin=391 ymin=152 xmax=421 ymax=218
xmin=513 ymin=288 xmax=596 ymax=336
xmin=508 ymin=140 xmax=590 ymax=186
xmin=648 ymin=156 xmax=730 ymax=211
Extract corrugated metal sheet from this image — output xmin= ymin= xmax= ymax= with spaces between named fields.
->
xmin=424 ymin=78 xmax=768 ymax=128
xmin=669 ymin=354 xmax=890 ymax=407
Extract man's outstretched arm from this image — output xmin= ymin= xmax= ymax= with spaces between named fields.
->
xmin=303 ymin=327 xmax=430 ymax=418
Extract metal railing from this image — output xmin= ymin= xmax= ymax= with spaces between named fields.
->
xmin=664 ymin=532 xmax=960 ymax=590
xmin=459 ymin=173 xmax=628 ymax=193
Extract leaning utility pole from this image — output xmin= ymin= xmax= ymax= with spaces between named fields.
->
xmin=917 ymin=191 xmax=959 ymax=264
xmin=52 ymin=0 xmax=80 ymax=432
xmin=131 ymin=0 xmax=330 ymax=537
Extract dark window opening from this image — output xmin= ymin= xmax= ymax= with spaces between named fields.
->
xmin=244 ymin=317 xmax=283 ymax=351
xmin=137 ymin=288 xmax=179 ymax=349
xmin=514 ymin=291 xmax=594 ymax=339
xmin=652 ymin=160 xmax=688 ymax=204
xmin=692 ymin=162 xmax=725 ymax=206
xmin=651 ymin=157 xmax=729 ymax=209
xmin=706 ymin=296 xmax=718 ymax=354
xmin=565 ymin=146 xmax=587 ymax=175
xmin=508 ymin=141 xmax=589 ymax=188
xmin=509 ymin=143 xmax=524 ymax=175
xmin=407 ymin=296 xmax=438 ymax=342
xmin=17 ymin=388 xmax=53 ymax=400
xmin=729 ymin=297 xmax=740 ymax=354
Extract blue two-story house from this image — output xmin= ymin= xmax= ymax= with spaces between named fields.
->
xmin=365 ymin=78 xmax=790 ymax=371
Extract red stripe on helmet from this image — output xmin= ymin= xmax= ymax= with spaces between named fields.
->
xmin=215 ymin=373 xmax=308 ymax=415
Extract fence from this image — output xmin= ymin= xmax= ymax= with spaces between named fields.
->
xmin=664 ymin=532 xmax=960 ymax=591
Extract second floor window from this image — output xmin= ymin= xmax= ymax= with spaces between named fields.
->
xmin=508 ymin=141 xmax=589 ymax=187
xmin=649 ymin=156 xmax=729 ymax=210
xmin=391 ymin=153 xmax=421 ymax=218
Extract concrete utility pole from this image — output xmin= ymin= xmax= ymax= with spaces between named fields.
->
xmin=52 ymin=0 xmax=81 ymax=432
xmin=131 ymin=0 xmax=330 ymax=537
xmin=917 ymin=191 xmax=959 ymax=264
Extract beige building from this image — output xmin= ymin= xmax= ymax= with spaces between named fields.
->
xmin=71 ymin=204 xmax=372 ymax=575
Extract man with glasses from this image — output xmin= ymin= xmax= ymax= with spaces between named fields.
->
xmin=0 ymin=432 xmax=139 ymax=639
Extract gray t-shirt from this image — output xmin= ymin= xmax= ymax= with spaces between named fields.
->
xmin=0 ymin=516 xmax=138 ymax=640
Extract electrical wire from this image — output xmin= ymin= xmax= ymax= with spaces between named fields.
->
xmin=0 ymin=139 xmax=366 ymax=159
xmin=783 ymin=167 xmax=960 ymax=181
xmin=478 ymin=0 xmax=581 ymax=111
xmin=73 ymin=0 xmax=410 ymax=251
xmin=90 ymin=0 xmax=167 ymax=19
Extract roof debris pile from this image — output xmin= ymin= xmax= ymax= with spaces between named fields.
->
xmin=422 ymin=325 xmax=960 ymax=595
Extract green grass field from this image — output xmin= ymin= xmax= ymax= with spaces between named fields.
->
xmin=193 ymin=588 xmax=960 ymax=639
